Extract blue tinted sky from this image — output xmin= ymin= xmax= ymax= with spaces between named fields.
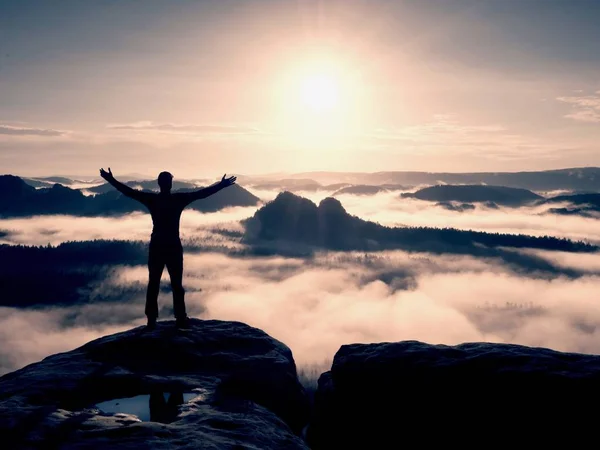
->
xmin=1 ymin=0 xmax=600 ymax=177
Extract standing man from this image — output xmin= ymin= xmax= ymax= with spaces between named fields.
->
xmin=99 ymin=168 xmax=236 ymax=329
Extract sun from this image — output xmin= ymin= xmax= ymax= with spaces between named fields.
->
xmin=272 ymin=55 xmax=367 ymax=146
xmin=299 ymin=73 xmax=339 ymax=112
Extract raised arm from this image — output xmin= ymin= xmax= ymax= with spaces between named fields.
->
xmin=99 ymin=167 xmax=150 ymax=204
xmin=183 ymin=174 xmax=237 ymax=204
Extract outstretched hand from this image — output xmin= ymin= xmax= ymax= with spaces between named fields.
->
xmin=99 ymin=167 xmax=114 ymax=181
xmin=219 ymin=174 xmax=237 ymax=188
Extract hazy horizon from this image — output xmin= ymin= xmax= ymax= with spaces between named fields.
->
xmin=6 ymin=165 xmax=600 ymax=184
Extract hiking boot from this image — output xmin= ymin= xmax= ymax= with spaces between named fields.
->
xmin=146 ymin=317 xmax=157 ymax=330
xmin=175 ymin=316 xmax=191 ymax=329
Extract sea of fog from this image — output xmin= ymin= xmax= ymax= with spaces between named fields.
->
xmin=1 ymin=189 xmax=600 ymax=376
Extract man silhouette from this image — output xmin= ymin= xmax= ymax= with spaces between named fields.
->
xmin=99 ymin=168 xmax=236 ymax=329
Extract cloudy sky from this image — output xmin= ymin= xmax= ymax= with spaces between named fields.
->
xmin=2 ymin=0 xmax=600 ymax=177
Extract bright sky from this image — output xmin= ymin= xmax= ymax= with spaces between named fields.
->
xmin=1 ymin=0 xmax=600 ymax=178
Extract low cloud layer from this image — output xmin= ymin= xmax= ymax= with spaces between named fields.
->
xmin=0 ymin=207 xmax=255 ymax=247
xmin=0 ymin=124 xmax=65 ymax=137
xmin=244 ymin=188 xmax=600 ymax=244
xmin=336 ymin=192 xmax=600 ymax=244
xmin=2 ymin=189 xmax=600 ymax=249
xmin=107 ymin=121 xmax=262 ymax=135
xmin=0 ymin=307 xmax=137 ymax=374
xmin=194 ymin=251 xmax=600 ymax=364
xmin=557 ymin=91 xmax=600 ymax=123
xmin=3 ymin=192 xmax=600 ymax=376
xmin=3 ymin=247 xmax=600 ymax=376
xmin=3 ymin=191 xmax=600 ymax=248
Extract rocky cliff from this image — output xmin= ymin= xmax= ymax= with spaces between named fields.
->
xmin=0 ymin=319 xmax=309 ymax=449
xmin=307 ymin=340 xmax=600 ymax=448
xmin=5 ymin=320 xmax=600 ymax=449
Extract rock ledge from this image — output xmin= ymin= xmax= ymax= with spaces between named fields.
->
xmin=0 ymin=319 xmax=309 ymax=449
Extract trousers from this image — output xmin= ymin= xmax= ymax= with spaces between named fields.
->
xmin=144 ymin=240 xmax=187 ymax=319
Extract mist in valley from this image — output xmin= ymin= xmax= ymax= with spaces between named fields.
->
xmin=2 ymin=186 xmax=600 ymax=376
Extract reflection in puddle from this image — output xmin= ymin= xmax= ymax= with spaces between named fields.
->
xmin=96 ymin=391 xmax=197 ymax=422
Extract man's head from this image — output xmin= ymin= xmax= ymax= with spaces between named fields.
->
xmin=157 ymin=171 xmax=173 ymax=192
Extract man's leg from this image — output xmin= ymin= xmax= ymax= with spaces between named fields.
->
xmin=166 ymin=247 xmax=187 ymax=322
xmin=146 ymin=245 xmax=165 ymax=325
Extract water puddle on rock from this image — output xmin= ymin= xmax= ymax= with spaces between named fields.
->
xmin=95 ymin=392 xmax=198 ymax=423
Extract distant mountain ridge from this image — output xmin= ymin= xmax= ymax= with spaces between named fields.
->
xmin=0 ymin=175 xmax=260 ymax=217
xmin=402 ymin=185 xmax=543 ymax=206
xmin=20 ymin=167 xmax=600 ymax=192
xmin=245 ymin=167 xmax=600 ymax=191
xmin=544 ymin=192 xmax=600 ymax=207
xmin=332 ymin=184 xmax=410 ymax=196
xmin=243 ymin=191 xmax=594 ymax=254
xmin=87 ymin=179 xmax=199 ymax=194
xmin=541 ymin=193 xmax=600 ymax=217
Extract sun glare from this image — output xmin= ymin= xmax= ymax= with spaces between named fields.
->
xmin=300 ymin=74 xmax=339 ymax=112
xmin=273 ymin=55 xmax=368 ymax=151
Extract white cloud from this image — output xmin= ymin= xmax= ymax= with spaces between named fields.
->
xmin=0 ymin=307 xmax=134 ymax=374
xmin=3 ymin=190 xmax=600 ymax=247
xmin=557 ymin=91 xmax=600 ymax=123
xmin=2 ymin=191 xmax=600 ymax=247
xmin=364 ymin=115 xmax=559 ymax=162
xmin=107 ymin=121 xmax=263 ymax=135
xmin=0 ymin=124 xmax=66 ymax=137
xmin=3 ymin=195 xmax=600 ymax=375
xmin=522 ymin=249 xmax=600 ymax=274
xmin=4 ymin=248 xmax=600 ymax=375
xmin=0 ymin=208 xmax=256 ymax=247
xmin=315 ymin=190 xmax=600 ymax=244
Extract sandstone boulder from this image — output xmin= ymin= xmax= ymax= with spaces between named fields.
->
xmin=308 ymin=340 xmax=600 ymax=448
xmin=0 ymin=319 xmax=309 ymax=449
